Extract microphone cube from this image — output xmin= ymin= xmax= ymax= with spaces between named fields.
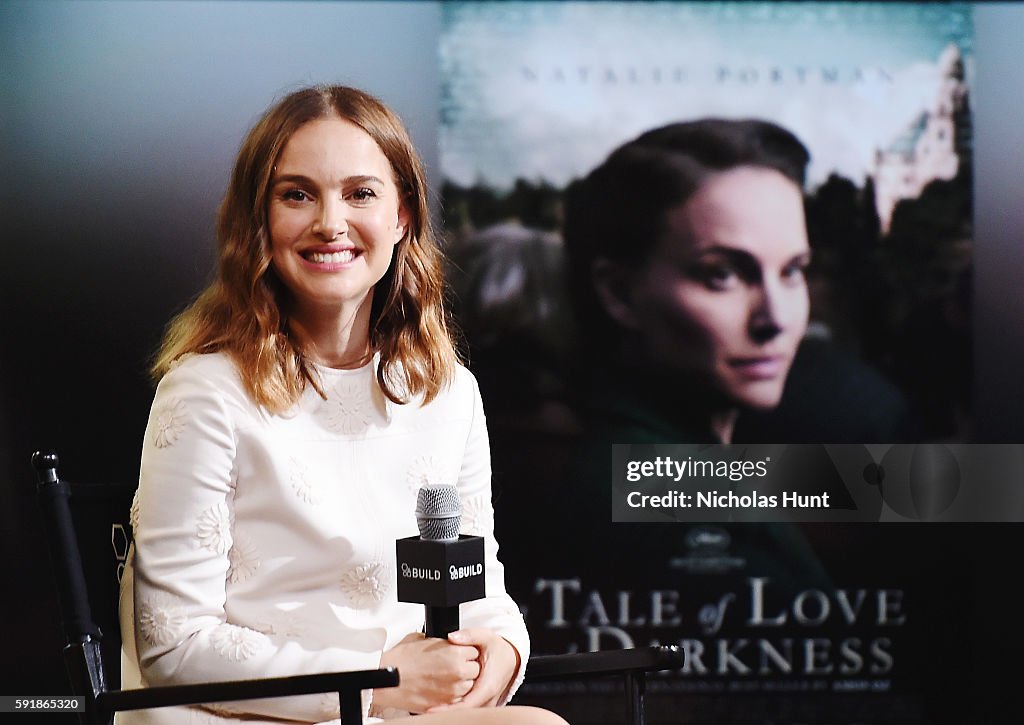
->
xmin=396 ymin=535 xmax=486 ymax=606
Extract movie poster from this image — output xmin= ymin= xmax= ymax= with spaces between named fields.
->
xmin=441 ymin=0 xmax=973 ymax=440
xmin=440 ymin=3 xmax=975 ymax=723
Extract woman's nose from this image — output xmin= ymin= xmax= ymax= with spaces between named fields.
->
xmin=748 ymin=284 xmax=784 ymax=344
xmin=312 ymin=198 xmax=348 ymax=239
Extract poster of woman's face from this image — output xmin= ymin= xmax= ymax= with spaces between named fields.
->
xmin=441 ymin=1 xmax=974 ymax=444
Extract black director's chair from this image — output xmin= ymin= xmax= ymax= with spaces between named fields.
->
xmin=33 ymin=449 xmax=682 ymax=725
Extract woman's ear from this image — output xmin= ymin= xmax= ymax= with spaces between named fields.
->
xmin=394 ymin=203 xmax=410 ymax=244
xmin=592 ymin=257 xmax=640 ymax=330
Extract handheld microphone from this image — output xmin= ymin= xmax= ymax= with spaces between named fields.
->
xmin=415 ymin=484 xmax=461 ymax=542
xmin=396 ymin=484 xmax=486 ymax=638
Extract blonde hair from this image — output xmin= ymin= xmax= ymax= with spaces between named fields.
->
xmin=152 ymin=85 xmax=457 ymax=411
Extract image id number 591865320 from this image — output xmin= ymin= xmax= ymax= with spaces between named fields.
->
xmin=2 ymin=697 xmax=84 ymax=712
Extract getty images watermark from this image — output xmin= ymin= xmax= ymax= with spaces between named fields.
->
xmin=611 ymin=444 xmax=1024 ymax=522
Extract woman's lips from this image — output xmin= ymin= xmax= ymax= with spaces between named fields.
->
xmin=299 ymin=246 xmax=362 ymax=270
xmin=306 ymin=249 xmax=356 ymax=264
xmin=729 ymin=356 xmax=786 ymax=380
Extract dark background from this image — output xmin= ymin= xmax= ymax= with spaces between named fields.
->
xmin=2 ymin=2 xmax=1023 ymax=722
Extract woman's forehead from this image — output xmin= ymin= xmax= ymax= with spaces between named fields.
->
xmin=659 ymin=166 xmax=808 ymax=258
xmin=276 ymin=118 xmax=392 ymax=175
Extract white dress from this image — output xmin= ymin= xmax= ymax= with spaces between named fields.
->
xmin=118 ymin=353 xmax=529 ymax=724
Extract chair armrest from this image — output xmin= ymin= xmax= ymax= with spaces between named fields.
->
xmin=98 ymin=667 xmax=399 ymax=712
xmin=525 ymin=645 xmax=683 ymax=682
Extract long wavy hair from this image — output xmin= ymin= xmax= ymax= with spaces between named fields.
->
xmin=152 ymin=85 xmax=457 ymax=411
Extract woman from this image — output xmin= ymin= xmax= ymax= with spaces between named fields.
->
xmin=563 ymin=119 xmax=813 ymax=444
xmin=120 ymin=85 xmax=564 ymax=725
xmin=555 ymin=119 xmax=831 ymax=601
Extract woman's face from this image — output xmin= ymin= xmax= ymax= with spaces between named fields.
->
xmin=625 ymin=165 xmax=810 ymax=410
xmin=267 ymin=117 xmax=407 ymax=323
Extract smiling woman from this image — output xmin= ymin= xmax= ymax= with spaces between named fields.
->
xmin=123 ymin=85 xmax=567 ymax=725
xmin=267 ymin=117 xmax=409 ymax=368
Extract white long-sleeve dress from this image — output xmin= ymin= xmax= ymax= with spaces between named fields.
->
xmin=118 ymin=352 xmax=529 ymax=724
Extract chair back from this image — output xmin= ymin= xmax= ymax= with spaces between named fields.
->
xmin=31 ymin=450 xmax=399 ymax=725
xmin=32 ymin=450 xmax=135 ymax=722
xmin=32 ymin=447 xmax=678 ymax=725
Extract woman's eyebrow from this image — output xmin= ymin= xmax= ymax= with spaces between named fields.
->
xmin=691 ymin=245 xmax=758 ymax=265
xmin=270 ymin=173 xmax=314 ymax=187
xmin=687 ymin=247 xmax=760 ymax=278
xmin=692 ymin=246 xmax=812 ymax=265
xmin=341 ymin=174 xmax=386 ymax=186
xmin=270 ymin=173 xmax=386 ymax=187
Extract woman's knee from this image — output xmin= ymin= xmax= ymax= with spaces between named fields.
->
xmin=505 ymin=705 xmax=570 ymax=725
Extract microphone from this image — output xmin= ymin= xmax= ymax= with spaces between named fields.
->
xmin=415 ymin=483 xmax=461 ymax=542
xmin=396 ymin=484 xmax=486 ymax=638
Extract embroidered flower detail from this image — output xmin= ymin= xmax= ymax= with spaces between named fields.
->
xmin=153 ymin=397 xmax=188 ymax=448
xmin=289 ymin=456 xmax=321 ymax=504
xmin=227 ymin=532 xmax=260 ymax=584
xmin=340 ymin=561 xmax=390 ymax=607
xmin=210 ymin=623 xmax=265 ymax=662
xmin=323 ymin=380 xmax=372 ymax=435
xmin=138 ymin=596 xmax=187 ymax=646
xmin=405 ymin=455 xmax=455 ymax=495
xmin=129 ymin=488 xmax=141 ymax=531
xmin=196 ymin=502 xmax=232 ymax=555
xmin=461 ymin=493 xmax=493 ymax=537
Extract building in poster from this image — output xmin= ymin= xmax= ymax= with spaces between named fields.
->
xmin=873 ymin=43 xmax=970 ymax=231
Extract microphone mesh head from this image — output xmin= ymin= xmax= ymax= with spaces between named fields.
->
xmin=415 ymin=484 xmax=461 ymax=542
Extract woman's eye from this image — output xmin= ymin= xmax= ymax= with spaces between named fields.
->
xmin=697 ymin=264 xmax=738 ymax=290
xmin=782 ymin=263 xmax=808 ymax=284
xmin=281 ymin=189 xmax=310 ymax=202
xmin=349 ymin=187 xmax=378 ymax=203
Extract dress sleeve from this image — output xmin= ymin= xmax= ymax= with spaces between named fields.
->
xmin=129 ymin=359 xmax=380 ymax=722
xmin=454 ymin=371 xmax=531 ymax=704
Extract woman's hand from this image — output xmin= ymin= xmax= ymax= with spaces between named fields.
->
xmin=373 ymin=632 xmax=481 ymax=713
xmin=426 ymin=628 xmax=521 ymax=712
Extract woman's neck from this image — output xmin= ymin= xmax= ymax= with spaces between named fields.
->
xmin=710 ymin=409 xmax=739 ymax=444
xmin=287 ymin=296 xmax=373 ymax=369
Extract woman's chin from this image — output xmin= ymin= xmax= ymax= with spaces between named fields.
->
xmin=731 ymin=382 xmax=786 ymax=412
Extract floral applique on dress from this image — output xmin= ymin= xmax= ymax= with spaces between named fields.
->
xmin=153 ymin=397 xmax=188 ymax=448
xmin=461 ymin=492 xmax=493 ymax=537
xmin=405 ymin=455 xmax=455 ymax=495
xmin=323 ymin=380 xmax=373 ymax=435
xmin=196 ymin=502 xmax=232 ymax=555
xmin=210 ymin=623 xmax=266 ymax=662
xmin=129 ymin=487 xmax=141 ymax=531
xmin=340 ymin=561 xmax=390 ymax=607
xmin=289 ymin=456 xmax=322 ymax=504
xmin=138 ymin=596 xmax=187 ymax=646
xmin=227 ymin=532 xmax=260 ymax=584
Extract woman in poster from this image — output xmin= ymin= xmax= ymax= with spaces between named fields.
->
xmin=564 ymin=118 xmax=814 ymax=445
